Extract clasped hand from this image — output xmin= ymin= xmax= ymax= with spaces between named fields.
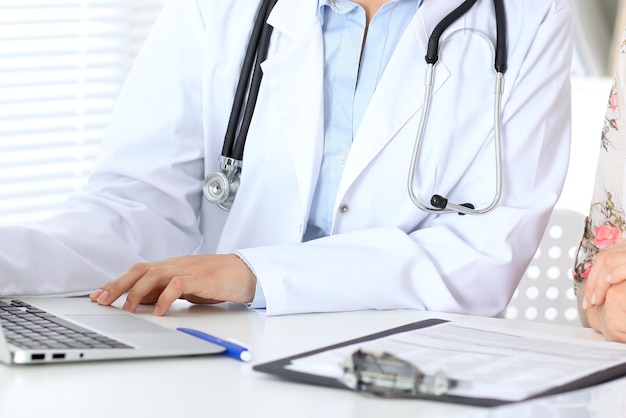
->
xmin=89 ymin=254 xmax=257 ymax=316
xmin=582 ymin=240 xmax=626 ymax=342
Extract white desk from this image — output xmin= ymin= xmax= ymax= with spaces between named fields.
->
xmin=0 ymin=301 xmax=618 ymax=418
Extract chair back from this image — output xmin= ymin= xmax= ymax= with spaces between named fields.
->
xmin=505 ymin=209 xmax=585 ymax=326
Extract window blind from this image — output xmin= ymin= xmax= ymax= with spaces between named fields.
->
xmin=0 ymin=0 xmax=164 ymax=226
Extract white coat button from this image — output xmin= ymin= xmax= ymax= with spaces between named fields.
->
xmin=339 ymin=204 xmax=350 ymax=214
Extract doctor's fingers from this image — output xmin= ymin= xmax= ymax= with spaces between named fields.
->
xmin=152 ymin=276 xmax=219 ymax=316
xmin=121 ymin=264 xmax=185 ymax=313
xmin=92 ymin=262 xmax=174 ymax=309
xmin=584 ymin=248 xmax=626 ymax=308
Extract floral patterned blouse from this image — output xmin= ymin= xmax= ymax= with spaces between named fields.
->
xmin=574 ymin=32 xmax=626 ymax=292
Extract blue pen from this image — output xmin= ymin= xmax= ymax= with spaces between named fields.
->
xmin=177 ymin=327 xmax=252 ymax=362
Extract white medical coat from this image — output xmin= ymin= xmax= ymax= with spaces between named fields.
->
xmin=0 ymin=0 xmax=573 ymax=316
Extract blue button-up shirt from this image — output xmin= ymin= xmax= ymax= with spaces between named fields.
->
xmin=304 ymin=0 xmax=422 ymax=241
xmin=249 ymin=0 xmax=422 ymax=308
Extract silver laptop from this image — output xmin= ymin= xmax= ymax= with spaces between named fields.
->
xmin=0 ymin=297 xmax=224 ymax=364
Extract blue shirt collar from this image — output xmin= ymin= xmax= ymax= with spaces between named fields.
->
xmin=317 ymin=0 xmax=422 ymax=24
xmin=318 ymin=0 xmax=355 ymax=23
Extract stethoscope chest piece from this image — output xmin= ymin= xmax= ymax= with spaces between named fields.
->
xmin=203 ymin=156 xmax=241 ymax=211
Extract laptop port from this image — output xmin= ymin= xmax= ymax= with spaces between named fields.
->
xmin=52 ymin=353 xmax=65 ymax=360
xmin=30 ymin=354 xmax=45 ymax=361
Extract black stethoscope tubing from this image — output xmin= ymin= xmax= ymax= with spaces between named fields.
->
xmin=426 ymin=0 xmax=506 ymax=73
xmin=223 ymin=0 xmax=278 ymax=161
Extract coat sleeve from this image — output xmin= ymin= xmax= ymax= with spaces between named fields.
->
xmin=238 ymin=2 xmax=574 ymax=316
xmin=0 ymin=0 xmax=207 ymax=296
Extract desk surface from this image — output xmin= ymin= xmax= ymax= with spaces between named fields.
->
xmin=0 ymin=301 xmax=620 ymax=418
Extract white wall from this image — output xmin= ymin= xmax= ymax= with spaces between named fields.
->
xmin=557 ymin=77 xmax=614 ymax=215
xmin=569 ymin=0 xmax=623 ymax=76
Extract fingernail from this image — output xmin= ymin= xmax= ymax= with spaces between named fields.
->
xmin=122 ymin=301 xmax=131 ymax=312
xmin=153 ymin=306 xmax=162 ymax=316
xmin=591 ymin=292 xmax=597 ymax=305
xmin=96 ymin=290 xmax=109 ymax=304
xmin=606 ymin=274 xmax=613 ymax=283
xmin=582 ymin=296 xmax=588 ymax=309
xmin=90 ymin=289 xmax=103 ymax=300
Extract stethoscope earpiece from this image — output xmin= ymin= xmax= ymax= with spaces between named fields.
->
xmin=431 ymin=195 xmax=476 ymax=216
xmin=430 ymin=194 xmax=448 ymax=209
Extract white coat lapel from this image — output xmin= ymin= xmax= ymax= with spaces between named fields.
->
xmin=261 ymin=0 xmax=325 ymax=211
xmin=337 ymin=1 xmax=457 ymax=200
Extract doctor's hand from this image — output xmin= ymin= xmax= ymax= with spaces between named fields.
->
xmin=89 ymin=254 xmax=257 ymax=316
xmin=582 ymin=240 xmax=626 ymax=311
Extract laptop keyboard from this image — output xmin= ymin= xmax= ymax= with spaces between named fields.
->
xmin=0 ymin=300 xmax=131 ymax=350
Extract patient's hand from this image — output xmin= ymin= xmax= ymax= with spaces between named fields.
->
xmin=581 ymin=239 xmax=626 ymax=342
xmin=587 ymin=281 xmax=626 ymax=342
xmin=89 ymin=254 xmax=257 ymax=316
xmin=583 ymin=240 xmax=626 ymax=310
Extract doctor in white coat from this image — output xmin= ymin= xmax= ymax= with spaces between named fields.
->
xmin=0 ymin=0 xmax=572 ymax=317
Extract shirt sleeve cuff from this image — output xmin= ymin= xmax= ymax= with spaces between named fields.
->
xmin=234 ymin=251 xmax=267 ymax=309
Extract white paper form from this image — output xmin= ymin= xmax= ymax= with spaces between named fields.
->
xmin=285 ymin=321 xmax=626 ymax=402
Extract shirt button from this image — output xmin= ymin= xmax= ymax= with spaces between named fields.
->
xmin=339 ymin=204 xmax=350 ymax=214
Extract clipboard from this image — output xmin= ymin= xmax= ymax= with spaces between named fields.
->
xmin=253 ymin=318 xmax=626 ymax=407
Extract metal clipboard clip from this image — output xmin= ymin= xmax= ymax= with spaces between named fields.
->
xmin=341 ymin=349 xmax=458 ymax=398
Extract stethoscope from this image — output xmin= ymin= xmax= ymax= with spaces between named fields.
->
xmin=204 ymin=0 xmax=507 ymax=215
xmin=410 ymin=0 xmax=507 ymax=215
xmin=203 ymin=0 xmax=278 ymax=210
